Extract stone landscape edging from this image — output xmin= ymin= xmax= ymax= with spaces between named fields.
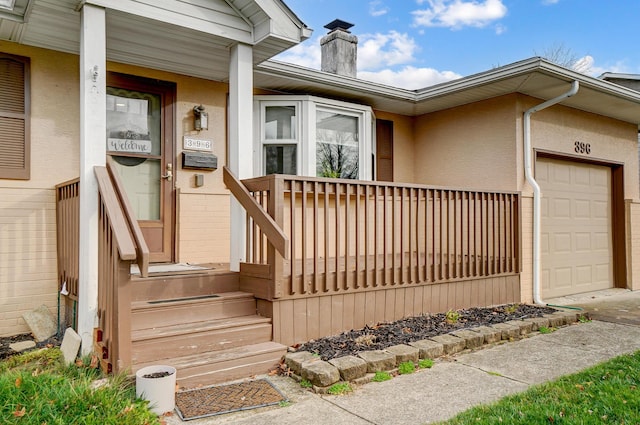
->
xmin=283 ymin=309 xmax=580 ymax=393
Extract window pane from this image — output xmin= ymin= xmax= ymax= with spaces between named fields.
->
xmin=265 ymin=106 xmax=296 ymax=140
xmin=316 ymin=110 xmax=359 ymax=179
xmin=265 ymin=145 xmax=297 ymax=175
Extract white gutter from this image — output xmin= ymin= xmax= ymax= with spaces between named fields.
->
xmin=524 ymin=80 xmax=579 ymax=305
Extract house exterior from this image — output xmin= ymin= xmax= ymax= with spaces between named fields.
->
xmin=2 ymin=0 xmax=640 ymax=385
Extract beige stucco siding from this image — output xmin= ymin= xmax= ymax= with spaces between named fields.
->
xmin=412 ymin=94 xmax=518 ymax=191
xmin=0 ymin=45 xmax=236 ymax=335
xmin=0 ymin=42 xmax=79 ymax=335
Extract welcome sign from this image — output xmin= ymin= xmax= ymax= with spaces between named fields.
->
xmin=107 ymin=138 xmax=152 ymax=154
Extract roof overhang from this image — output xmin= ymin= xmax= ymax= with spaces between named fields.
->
xmin=255 ymin=57 xmax=640 ymax=125
xmin=0 ymin=0 xmax=310 ymax=81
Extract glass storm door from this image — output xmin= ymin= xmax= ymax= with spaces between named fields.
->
xmin=106 ymin=73 xmax=175 ymax=263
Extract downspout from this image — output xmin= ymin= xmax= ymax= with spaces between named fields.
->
xmin=524 ymin=80 xmax=579 ymax=305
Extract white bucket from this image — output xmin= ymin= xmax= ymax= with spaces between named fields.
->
xmin=135 ymin=365 xmax=177 ymax=415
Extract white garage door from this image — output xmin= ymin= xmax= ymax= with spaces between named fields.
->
xmin=537 ymin=158 xmax=613 ymax=298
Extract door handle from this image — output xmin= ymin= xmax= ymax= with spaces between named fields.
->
xmin=161 ymin=163 xmax=173 ymax=181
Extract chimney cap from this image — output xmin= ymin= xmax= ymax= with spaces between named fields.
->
xmin=324 ymin=19 xmax=354 ymax=33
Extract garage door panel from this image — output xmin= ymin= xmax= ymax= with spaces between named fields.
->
xmin=574 ymin=232 xmax=591 ymax=252
xmin=552 ymin=232 xmax=572 ymax=253
xmin=538 ymin=158 xmax=613 ymax=298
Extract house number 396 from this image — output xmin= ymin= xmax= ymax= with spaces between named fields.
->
xmin=574 ymin=141 xmax=591 ymax=155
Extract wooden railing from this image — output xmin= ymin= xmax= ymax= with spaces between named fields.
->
xmin=94 ymin=165 xmax=137 ymax=373
xmin=56 ymin=178 xmax=80 ymax=300
xmin=240 ymin=174 xmax=520 ymax=300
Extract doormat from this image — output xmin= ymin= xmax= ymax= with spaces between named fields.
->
xmin=175 ymin=379 xmax=287 ymax=421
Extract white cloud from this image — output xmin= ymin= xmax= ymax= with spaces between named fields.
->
xmin=359 ymin=31 xmax=418 ymax=70
xmin=275 ymin=30 xmax=462 ymax=90
xmin=542 ymin=0 xmax=559 ymax=4
xmin=412 ymin=0 xmax=508 ymax=29
xmin=369 ymin=1 xmax=389 ymax=17
xmin=276 ymin=31 xmax=420 ymax=72
xmin=495 ymin=23 xmax=507 ymax=35
xmin=577 ymin=56 xmax=632 ymax=77
xmin=359 ymin=66 xmax=462 ymax=90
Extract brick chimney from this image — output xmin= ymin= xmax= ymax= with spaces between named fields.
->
xmin=320 ymin=19 xmax=357 ymax=78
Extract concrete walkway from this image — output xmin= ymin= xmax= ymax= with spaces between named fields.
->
xmin=166 ymin=290 xmax=640 ymax=425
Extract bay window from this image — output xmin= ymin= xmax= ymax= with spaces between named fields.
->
xmin=255 ymin=95 xmax=373 ymax=180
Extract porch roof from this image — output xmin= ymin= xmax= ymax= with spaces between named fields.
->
xmin=254 ymin=57 xmax=640 ymax=125
xmin=0 ymin=0 xmax=311 ymax=81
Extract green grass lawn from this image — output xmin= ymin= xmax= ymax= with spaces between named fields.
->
xmin=1 ymin=348 xmax=160 ymax=424
xmin=438 ymin=350 xmax=640 ymax=424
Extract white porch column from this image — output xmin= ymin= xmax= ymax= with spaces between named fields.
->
xmin=228 ymin=43 xmax=253 ymax=271
xmin=78 ymin=4 xmax=106 ymax=354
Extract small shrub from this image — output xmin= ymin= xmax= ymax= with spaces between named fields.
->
xmin=539 ymin=326 xmax=556 ymax=334
xmin=504 ymin=304 xmax=519 ymax=314
xmin=418 ymin=358 xmax=434 ymax=369
xmin=398 ymin=361 xmax=416 ymax=375
xmin=300 ymin=379 xmax=312 ymax=388
xmin=445 ymin=309 xmax=460 ymax=324
xmin=327 ymin=382 xmax=352 ymax=395
xmin=372 ymin=371 xmax=392 ymax=382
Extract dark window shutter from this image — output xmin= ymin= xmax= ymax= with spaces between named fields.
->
xmin=0 ymin=53 xmax=30 ymax=180
xmin=376 ymin=119 xmax=393 ymax=181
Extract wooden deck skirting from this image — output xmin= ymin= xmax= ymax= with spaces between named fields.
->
xmin=237 ymin=174 xmax=521 ymax=301
xmin=55 ymin=177 xmax=80 ymax=300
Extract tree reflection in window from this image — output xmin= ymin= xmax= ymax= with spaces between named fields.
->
xmin=316 ymin=110 xmax=359 ymax=179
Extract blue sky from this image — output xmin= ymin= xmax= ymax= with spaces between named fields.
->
xmin=276 ymin=0 xmax=639 ymax=90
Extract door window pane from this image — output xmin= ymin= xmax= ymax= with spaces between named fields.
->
xmin=265 ymin=106 xmax=296 ymax=140
xmin=316 ymin=110 xmax=359 ymax=179
xmin=265 ymin=145 xmax=297 ymax=175
xmin=106 ymin=88 xmax=162 ymax=220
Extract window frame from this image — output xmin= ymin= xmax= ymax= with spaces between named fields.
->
xmin=0 ymin=52 xmax=30 ymax=180
xmin=254 ymin=95 xmax=373 ymax=180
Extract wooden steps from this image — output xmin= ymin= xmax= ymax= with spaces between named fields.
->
xmin=133 ymin=341 xmax=287 ymax=389
xmin=128 ymin=269 xmax=286 ymax=387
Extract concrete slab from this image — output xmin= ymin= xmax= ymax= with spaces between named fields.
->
xmin=60 ymin=327 xmax=81 ymax=365
xmin=22 ymin=305 xmax=57 ymax=342
xmin=328 ymin=361 xmax=528 ymax=425
xmin=9 ymin=340 xmax=36 ymax=353
xmin=457 ymin=321 xmax=640 ymax=385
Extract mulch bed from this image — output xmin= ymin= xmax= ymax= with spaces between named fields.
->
xmin=0 ymin=333 xmax=61 ymax=360
xmin=298 ymin=304 xmax=558 ymax=361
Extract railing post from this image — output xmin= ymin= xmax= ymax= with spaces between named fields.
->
xmin=115 ymin=259 xmax=132 ymax=371
xmin=268 ymin=175 xmax=286 ymax=298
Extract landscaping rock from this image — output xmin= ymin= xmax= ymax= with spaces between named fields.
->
xmin=9 ymin=340 xmax=36 ymax=353
xmin=301 ymin=360 xmax=340 ymax=387
xmin=409 ymin=339 xmax=444 ymax=359
xmin=490 ymin=322 xmax=521 ymax=340
xmin=547 ymin=313 xmax=568 ymax=327
xmin=429 ymin=334 xmax=466 ymax=354
xmin=60 ymin=328 xmax=81 ymax=365
xmin=328 ymin=356 xmax=368 ymax=381
xmin=522 ymin=316 xmax=549 ymax=331
xmin=357 ymin=350 xmax=396 ymax=372
xmin=22 ymin=305 xmax=57 ymax=342
xmin=450 ymin=329 xmax=485 ymax=349
xmin=385 ymin=344 xmax=419 ymax=364
xmin=284 ymin=351 xmax=318 ymax=375
xmin=506 ymin=320 xmax=533 ymax=335
xmin=469 ymin=326 xmax=502 ymax=344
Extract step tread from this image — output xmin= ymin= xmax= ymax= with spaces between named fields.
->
xmin=132 ymin=315 xmax=271 ymax=341
xmin=131 ymin=291 xmax=253 ymax=311
xmin=139 ymin=341 xmax=286 ymax=370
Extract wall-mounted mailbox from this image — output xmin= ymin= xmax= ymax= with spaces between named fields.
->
xmin=182 ymin=151 xmax=217 ymax=171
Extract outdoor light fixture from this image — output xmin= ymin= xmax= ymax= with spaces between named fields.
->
xmin=193 ymin=105 xmax=208 ymax=131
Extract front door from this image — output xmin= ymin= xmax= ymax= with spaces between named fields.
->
xmin=106 ymin=73 xmax=175 ymax=263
